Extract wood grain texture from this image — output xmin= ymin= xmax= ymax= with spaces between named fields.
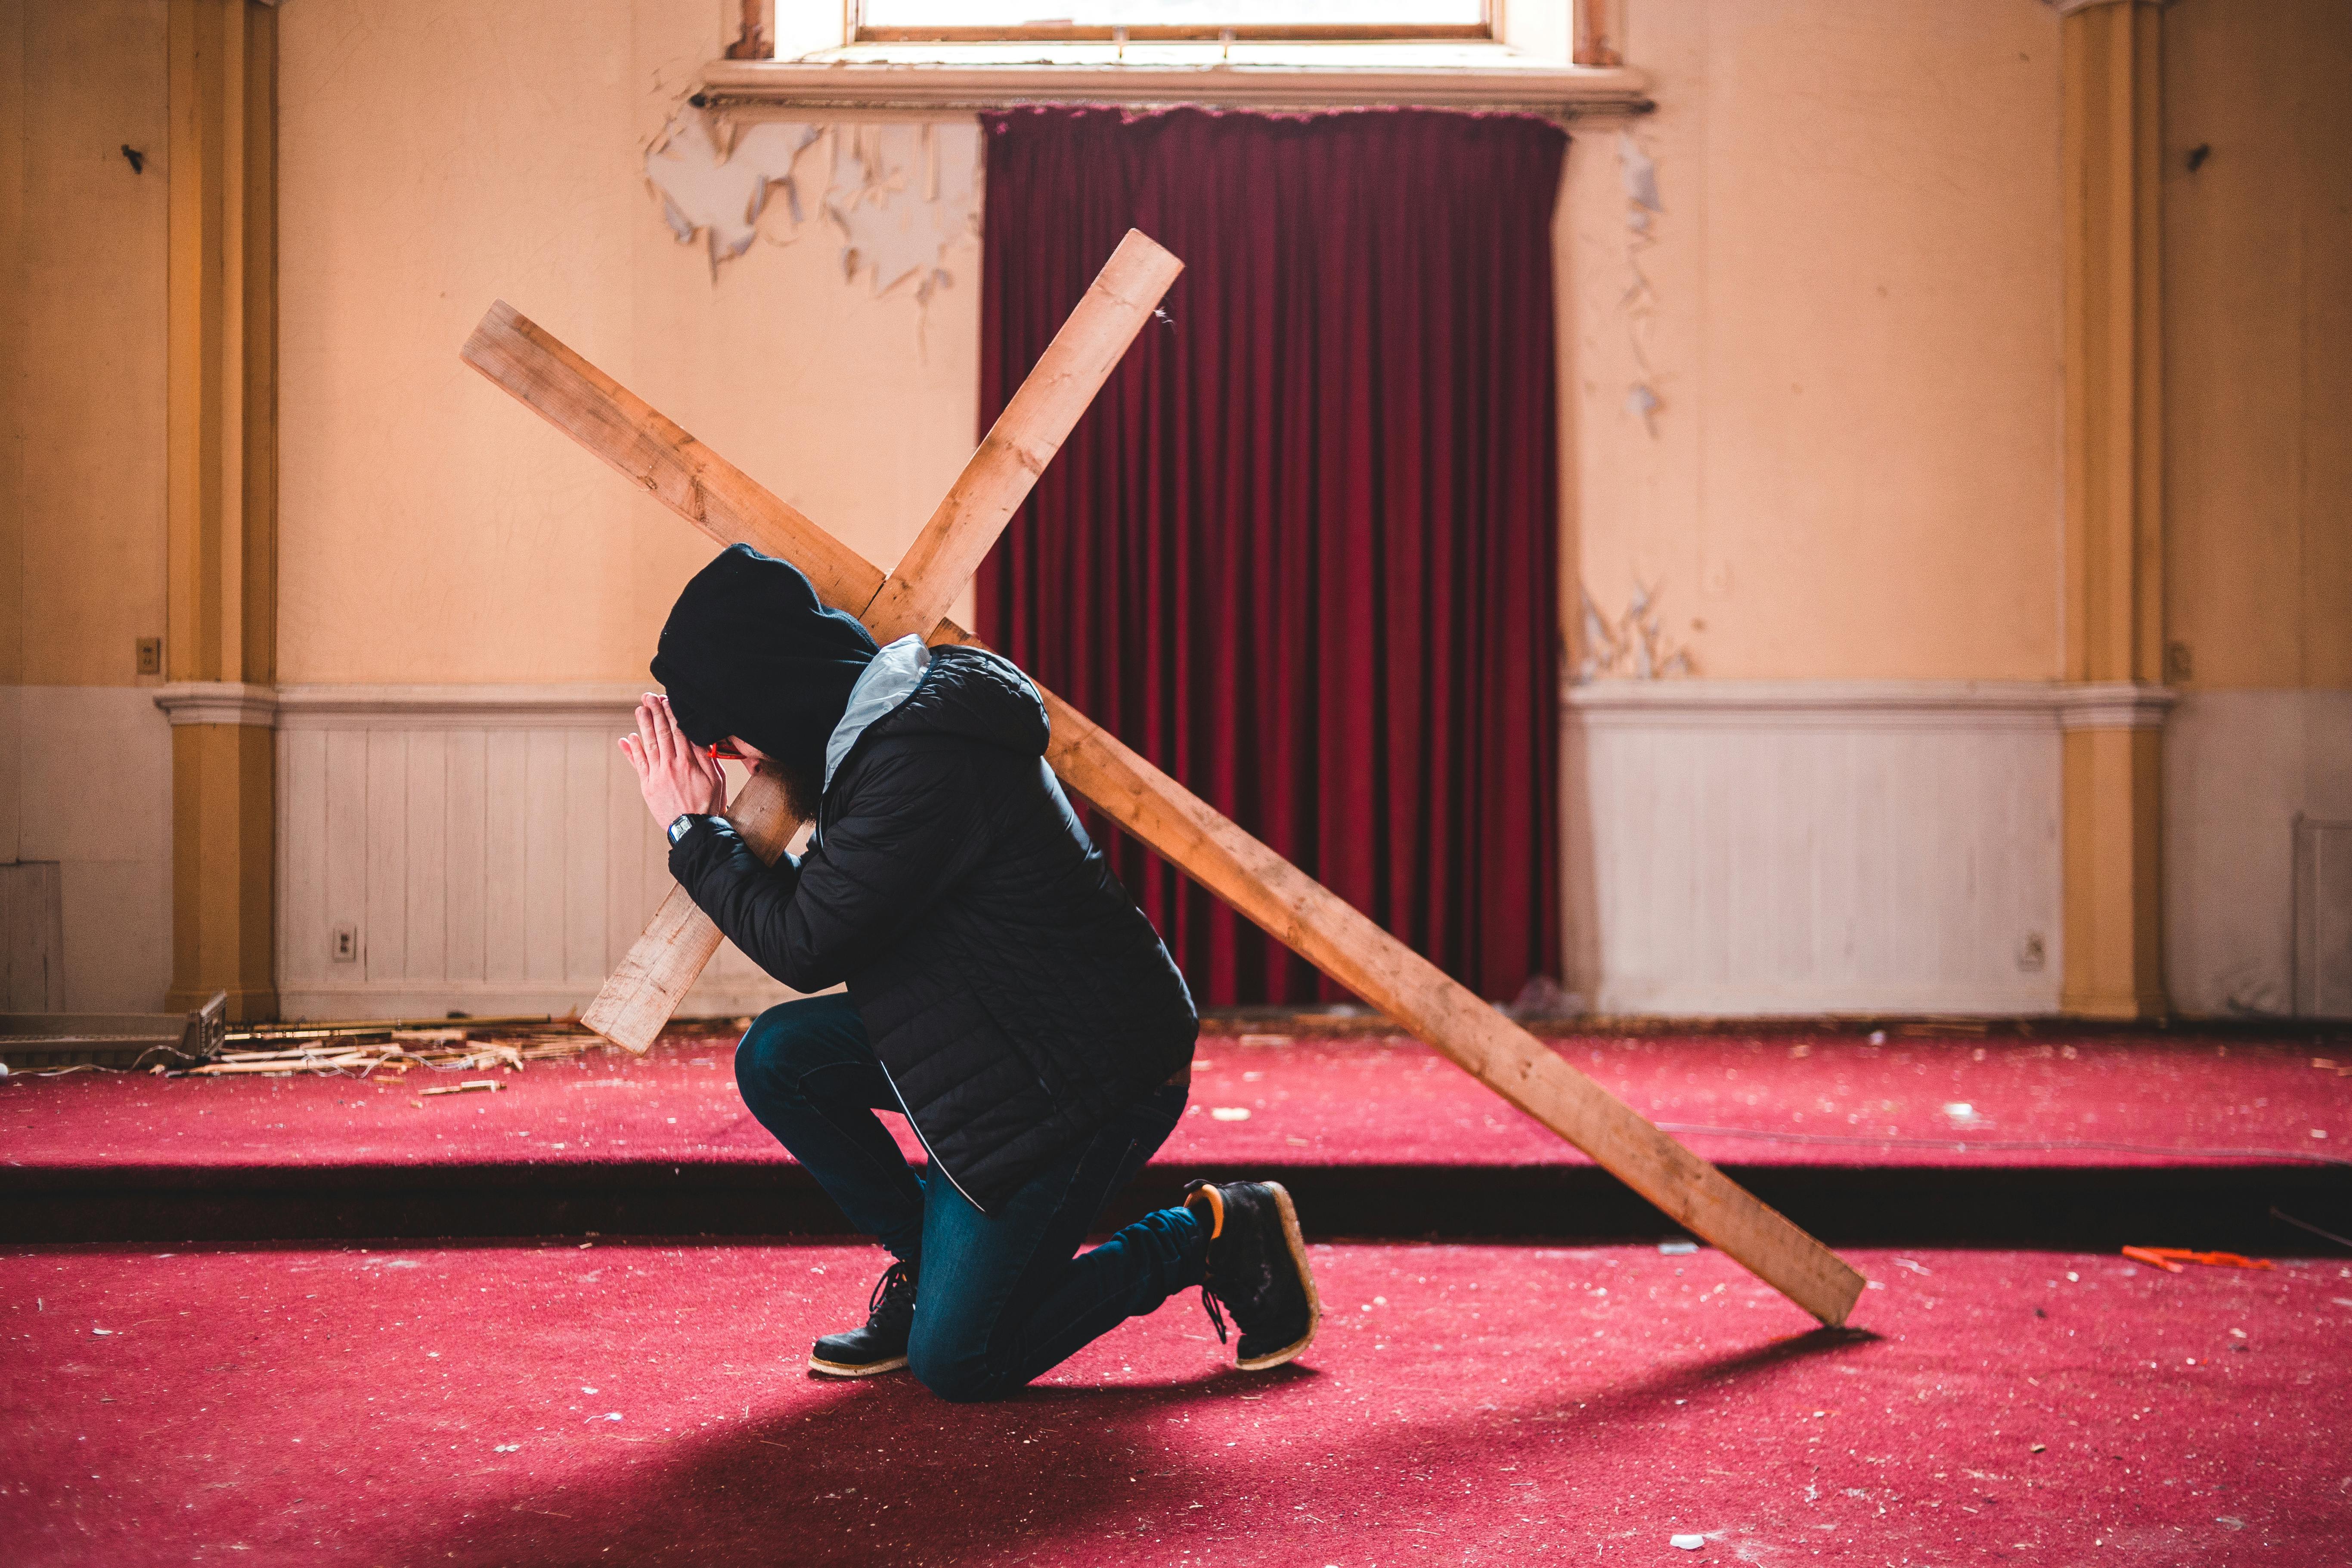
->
xmin=579 ymin=767 xmax=796 ymax=1051
xmin=861 ymin=230 xmax=1182 ymax=643
xmin=462 ymin=300 xmax=887 ymax=612
xmin=460 ymin=298 xmax=1867 ymax=1326
xmin=535 ymin=234 xmax=1179 ymax=1057
xmin=1028 ymin=694 xmax=1866 ymax=1325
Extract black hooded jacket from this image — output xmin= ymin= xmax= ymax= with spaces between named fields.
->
xmin=651 ymin=545 xmax=878 ymax=784
xmin=668 ymin=642 xmax=1199 ymax=1212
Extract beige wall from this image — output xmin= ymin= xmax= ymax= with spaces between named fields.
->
xmin=2162 ymin=0 xmax=2351 ymax=695
xmin=275 ymin=0 xmax=980 ymax=686
xmin=2157 ymin=0 xmax=2352 ymax=1016
xmin=1 ymin=0 xmax=173 ymax=690
xmin=8 ymin=0 xmax=2340 ymax=1014
xmin=1562 ymin=0 xmax=2067 ymax=681
xmin=1 ymin=0 xmax=176 ymax=1010
xmin=277 ymin=0 xmax=2071 ymax=689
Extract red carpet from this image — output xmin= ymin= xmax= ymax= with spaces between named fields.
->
xmin=8 ymin=1029 xmax=2346 ymax=1247
xmin=6 ymin=1239 xmax=2347 ymax=1565
xmin=9 ymin=1029 xmax=2345 ymax=1171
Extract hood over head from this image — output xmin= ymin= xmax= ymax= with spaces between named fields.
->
xmin=650 ymin=544 xmax=878 ymax=781
xmin=825 ymin=641 xmax=1051 ymax=794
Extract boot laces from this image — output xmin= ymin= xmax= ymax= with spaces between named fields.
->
xmin=1198 ymin=1282 xmax=1230 ymax=1345
xmin=869 ymin=1260 xmax=917 ymax=1330
xmin=1185 ymin=1180 xmax=1231 ymax=1345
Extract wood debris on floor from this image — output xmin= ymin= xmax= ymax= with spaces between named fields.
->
xmin=173 ymin=1017 xmax=612 ymax=1081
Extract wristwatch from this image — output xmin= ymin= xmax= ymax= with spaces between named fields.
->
xmin=666 ymin=813 xmax=704 ymax=847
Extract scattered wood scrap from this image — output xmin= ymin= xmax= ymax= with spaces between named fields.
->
xmin=180 ymin=1020 xmax=609 ymax=1080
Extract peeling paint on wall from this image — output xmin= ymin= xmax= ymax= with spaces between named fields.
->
xmin=1577 ymin=581 xmax=1694 ymax=682
xmin=1615 ymin=129 xmax=1664 ymax=436
xmin=644 ymin=109 xmax=981 ymax=302
xmin=645 ymin=111 xmax=821 ymax=264
xmin=826 ymin=123 xmax=981 ymax=301
xmin=1617 ymin=130 xmax=1661 ymax=215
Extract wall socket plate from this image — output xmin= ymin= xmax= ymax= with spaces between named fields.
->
xmin=331 ymin=923 xmax=360 ymax=964
xmin=2017 ymin=932 xmax=2047 ymax=973
xmin=135 ymin=637 xmax=162 ymax=676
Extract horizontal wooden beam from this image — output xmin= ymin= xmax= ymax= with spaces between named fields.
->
xmin=544 ymin=230 xmax=1184 ymax=1054
xmin=459 ymin=304 xmax=1867 ymax=1327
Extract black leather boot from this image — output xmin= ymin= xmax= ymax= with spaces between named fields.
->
xmin=809 ymin=1258 xmax=917 ymax=1377
xmin=1185 ymin=1181 xmax=1322 ymax=1370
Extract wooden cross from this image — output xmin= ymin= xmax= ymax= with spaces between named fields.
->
xmin=460 ymin=232 xmax=1866 ymax=1329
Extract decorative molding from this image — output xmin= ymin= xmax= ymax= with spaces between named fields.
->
xmin=153 ymin=682 xmax=280 ymax=728
xmin=695 ymin=56 xmax=1652 ymax=113
xmin=273 ymin=683 xmax=642 ymax=730
xmin=164 ymin=0 xmax=279 ymax=1022
xmin=2056 ymin=681 xmax=2176 ymax=731
xmin=2057 ymin=0 xmax=2169 ymax=1017
xmin=1565 ymin=679 xmax=2134 ymax=732
xmin=265 ymin=679 xmax=2180 ymax=735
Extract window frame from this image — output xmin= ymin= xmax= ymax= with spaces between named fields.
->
xmin=849 ymin=0 xmax=1495 ymax=46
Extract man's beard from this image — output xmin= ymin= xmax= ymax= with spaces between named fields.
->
xmin=764 ymin=756 xmax=826 ymax=824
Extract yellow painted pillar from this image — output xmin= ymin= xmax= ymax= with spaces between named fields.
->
xmin=2059 ymin=0 xmax=2171 ymax=1018
xmin=158 ymin=0 xmax=276 ymax=1020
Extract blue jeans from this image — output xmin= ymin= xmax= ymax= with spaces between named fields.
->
xmin=734 ymin=994 xmax=1207 ymax=1402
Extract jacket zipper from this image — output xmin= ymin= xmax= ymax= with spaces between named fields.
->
xmin=871 ymin=1056 xmax=988 ymax=1216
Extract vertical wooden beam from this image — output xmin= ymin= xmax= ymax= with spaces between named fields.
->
xmin=2059 ymin=0 xmax=2169 ymax=1019
xmin=523 ymin=230 xmax=1183 ymax=1050
xmin=464 ymin=305 xmax=1867 ymax=1327
xmin=163 ymin=0 xmax=275 ymax=1020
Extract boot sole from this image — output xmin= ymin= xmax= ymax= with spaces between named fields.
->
xmin=808 ymin=1352 xmax=909 ymax=1378
xmin=1235 ymin=1181 xmax=1323 ymax=1372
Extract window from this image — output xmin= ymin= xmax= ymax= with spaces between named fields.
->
xmin=853 ymin=0 xmax=1491 ymax=43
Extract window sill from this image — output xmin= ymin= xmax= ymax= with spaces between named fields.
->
xmin=696 ymin=43 xmax=1650 ymax=115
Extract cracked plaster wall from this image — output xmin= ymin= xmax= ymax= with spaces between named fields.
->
xmin=276 ymin=0 xmax=980 ymax=685
xmin=57 ymin=0 xmax=2333 ymax=1015
xmin=1562 ymin=0 xmax=2067 ymax=682
xmin=277 ymin=0 xmax=2080 ymax=691
xmin=644 ymin=110 xmax=982 ymax=306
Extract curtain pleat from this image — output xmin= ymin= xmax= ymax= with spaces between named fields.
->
xmin=977 ymin=105 xmax=1563 ymax=1007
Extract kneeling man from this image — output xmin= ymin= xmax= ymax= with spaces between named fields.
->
xmin=621 ymin=545 xmax=1320 ymax=1401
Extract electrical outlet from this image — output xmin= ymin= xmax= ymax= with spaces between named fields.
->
xmin=332 ymin=923 xmax=360 ymax=964
xmin=2017 ymin=932 xmax=2047 ymax=973
xmin=135 ymin=637 xmax=162 ymax=676
xmin=2165 ymin=641 xmax=2194 ymax=682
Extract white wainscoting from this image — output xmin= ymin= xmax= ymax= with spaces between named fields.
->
xmin=278 ymin=679 xmax=2146 ymax=1022
xmin=1561 ymin=682 xmax=2068 ymax=1016
xmin=2163 ymin=688 xmax=2352 ymax=1019
xmin=6 ymin=685 xmax=176 ymax=1012
xmin=275 ymin=685 xmax=801 ymax=1021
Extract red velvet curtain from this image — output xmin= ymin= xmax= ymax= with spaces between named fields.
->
xmin=977 ymin=106 xmax=1563 ymax=1007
